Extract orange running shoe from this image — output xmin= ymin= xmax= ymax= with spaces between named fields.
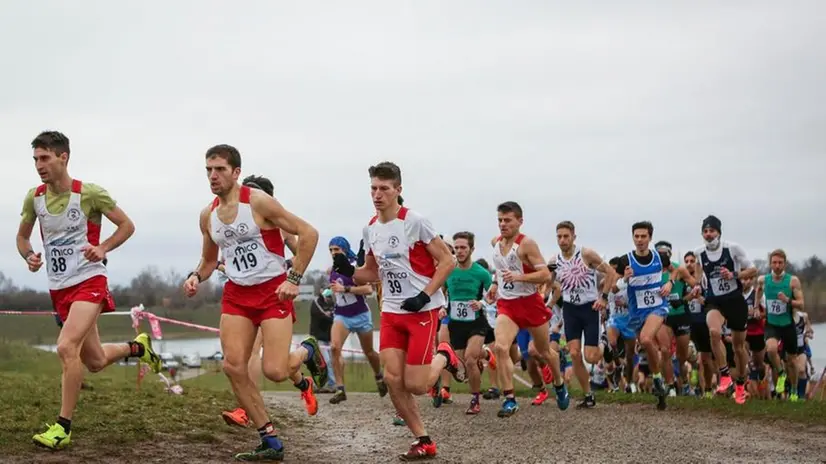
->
xmin=484 ymin=345 xmax=497 ymax=371
xmin=301 ymin=377 xmax=319 ymax=416
xmin=399 ymin=439 xmax=437 ymax=461
xmin=531 ymin=389 xmax=549 ymax=406
xmin=734 ymin=383 xmax=746 ymax=405
xmin=221 ymin=407 xmax=249 ymax=427
xmin=716 ymin=375 xmax=733 ymax=396
xmin=541 ymin=364 xmax=554 ymax=385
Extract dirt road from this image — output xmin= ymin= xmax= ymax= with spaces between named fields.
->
xmin=266 ymin=391 xmax=826 ymax=463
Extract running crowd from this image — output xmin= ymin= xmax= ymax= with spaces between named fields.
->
xmin=17 ymin=131 xmax=819 ymax=462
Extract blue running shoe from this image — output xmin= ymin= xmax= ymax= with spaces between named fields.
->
xmin=554 ymin=383 xmax=570 ymax=410
xmin=497 ymin=398 xmax=519 ymax=418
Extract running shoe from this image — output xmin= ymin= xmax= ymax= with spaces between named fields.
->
xmin=716 ymin=375 xmax=733 ymax=396
xmin=234 ymin=436 xmax=285 ymax=462
xmin=735 ymin=384 xmax=747 ymax=405
xmin=329 ymin=389 xmax=347 ymax=404
xmin=554 ymin=383 xmax=571 ymax=410
xmin=466 ymin=397 xmax=481 ymax=415
xmin=541 ymin=364 xmax=553 ymax=385
xmin=377 ymin=378 xmax=389 ymax=397
xmin=399 ymin=439 xmax=437 ymax=461
xmin=576 ymin=393 xmax=596 ymax=409
xmin=392 ymin=413 xmax=406 ymax=426
xmin=484 ymin=346 xmax=497 ymax=370
xmin=498 ymin=397 xmax=519 ymax=417
xmin=32 ymin=423 xmax=71 ymax=450
xmin=440 ymin=388 xmax=453 ymax=404
xmin=436 ymin=342 xmax=467 ymax=383
xmin=531 ymin=389 xmax=549 ymax=406
xmin=133 ymin=333 xmax=162 ymax=374
xmin=482 ymin=387 xmax=500 ymax=400
xmin=776 ymin=371 xmax=788 ymax=395
xmin=222 ymin=407 xmax=249 ymax=427
xmin=300 ymin=377 xmax=318 ymax=416
xmin=300 ymin=337 xmax=328 ymax=388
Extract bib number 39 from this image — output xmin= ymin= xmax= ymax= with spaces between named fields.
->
xmin=387 ymin=279 xmax=403 ymax=294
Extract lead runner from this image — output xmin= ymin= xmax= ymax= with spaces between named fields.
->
xmin=334 ymin=161 xmax=465 ymax=461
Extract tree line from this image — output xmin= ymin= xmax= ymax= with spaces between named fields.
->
xmin=1 ymin=256 xmax=825 ymax=322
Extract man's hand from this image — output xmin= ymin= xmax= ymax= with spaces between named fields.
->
xmin=332 ymin=253 xmax=355 ymax=277
xmin=470 ymin=300 xmax=483 ymax=311
xmin=593 ymin=296 xmax=607 ymax=311
xmin=330 ymin=282 xmax=346 ymax=293
xmin=487 ymin=283 xmax=498 ymax=302
xmin=720 ymin=268 xmax=734 ymax=280
xmin=502 ymin=270 xmax=519 ymax=283
xmin=25 ymin=252 xmax=42 ymax=272
xmin=660 ymin=280 xmax=673 ymax=298
xmin=183 ymin=275 xmax=200 ymax=297
xmin=401 ymin=291 xmax=431 ymax=312
xmin=81 ymin=245 xmax=106 ymax=263
xmin=777 ymin=292 xmax=789 ymax=303
xmin=438 ymin=307 xmax=447 ymax=319
xmin=276 ymin=281 xmax=300 ymax=301
xmin=623 ymin=266 xmax=634 ymax=281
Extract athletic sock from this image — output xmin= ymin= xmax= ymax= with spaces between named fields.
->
xmin=472 ymin=392 xmax=480 ymax=402
xmin=503 ymin=389 xmax=515 ymax=399
xmin=375 ymin=371 xmax=384 ymax=381
xmin=719 ymin=365 xmax=730 ymax=378
xmin=418 ymin=435 xmax=432 ymax=445
xmin=294 ymin=376 xmax=310 ymax=391
xmin=797 ymin=379 xmax=808 ymax=397
xmin=127 ymin=341 xmax=145 ymax=358
xmin=57 ymin=416 xmax=71 ymax=433
xmin=258 ymin=422 xmax=276 ymax=438
xmin=336 ymin=385 xmax=345 ymax=392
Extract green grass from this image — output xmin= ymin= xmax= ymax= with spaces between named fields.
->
xmin=0 ymin=300 xmax=382 ymax=344
xmin=185 ymin=360 xmax=826 ymax=425
xmin=0 ymin=341 xmax=244 ymax=457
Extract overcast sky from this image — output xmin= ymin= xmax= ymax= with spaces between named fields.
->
xmin=2 ymin=1 xmax=825 ymax=290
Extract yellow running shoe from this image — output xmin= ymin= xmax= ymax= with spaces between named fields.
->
xmin=776 ymin=372 xmax=787 ymax=395
xmin=134 ymin=333 xmax=162 ymax=373
xmin=32 ymin=423 xmax=71 ymax=450
xmin=790 ymin=393 xmax=800 ymax=402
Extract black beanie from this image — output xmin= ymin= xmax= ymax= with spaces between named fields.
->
xmin=702 ymin=215 xmax=722 ymax=234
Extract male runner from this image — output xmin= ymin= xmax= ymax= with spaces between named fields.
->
xmin=605 ymin=257 xmax=637 ymax=393
xmin=756 ymin=249 xmax=804 ymax=401
xmin=19 ymin=131 xmax=159 ymax=450
xmin=183 ymin=145 xmax=324 ymax=461
xmin=328 ymin=235 xmax=387 ymax=404
xmin=742 ymin=274 xmax=767 ymax=396
xmin=548 ymin=221 xmax=616 ymax=408
xmin=616 ymin=221 xmax=672 ymax=409
xmin=336 ymin=161 xmax=464 ymax=460
xmin=488 ymin=201 xmax=569 ymax=417
xmin=692 ymin=215 xmax=758 ymax=404
xmin=654 ymin=241 xmax=695 ymax=396
xmin=444 ymin=231 xmax=495 ymax=414
xmin=684 ymin=251 xmax=714 ymax=397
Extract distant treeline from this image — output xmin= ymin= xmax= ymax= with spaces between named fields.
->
xmin=1 ymin=256 xmax=825 ymax=322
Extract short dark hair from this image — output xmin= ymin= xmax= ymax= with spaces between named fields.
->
xmin=368 ymin=161 xmax=402 ymax=186
xmin=608 ymin=256 xmax=621 ymax=267
xmin=475 ymin=258 xmax=490 ymax=271
xmin=684 ymin=251 xmax=695 ymax=260
xmin=497 ymin=201 xmax=523 ymax=218
xmin=32 ymin=131 xmax=70 ymax=157
xmin=631 ymin=221 xmax=653 ymax=237
xmin=556 ymin=221 xmax=575 ymax=233
xmin=205 ymin=144 xmax=241 ymax=170
xmin=242 ymin=175 xmax=274 ymax=196
xmin=453 ymin=231 xmax=475 ymax=249
xmin=770 ymin=249 xmax=787 ymax=262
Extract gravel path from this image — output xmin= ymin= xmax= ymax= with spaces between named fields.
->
xmin=265 ymin=391 xmax=826 ymax=463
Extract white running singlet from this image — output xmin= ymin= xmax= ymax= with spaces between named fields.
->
xmin=362 ymin=207 xmax=446 ymax=314
xmin=491 ymin=234 xmax=537 ymax=300
xmin=33 ymin=180 xmax=107 ymax=290
xmin=210 ymin=186 xmax=287 ymax=286
xmin=552 ymin=246 xmax=599 ymax=305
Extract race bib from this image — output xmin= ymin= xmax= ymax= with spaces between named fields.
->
xmin=766 ymin=299 xmax=787 ymax=316
xmin=566 ymin=288 xmax=584 ymax=304
xmin=229 ymin=244 xmax=264 ymax=274
xmin=450 ymin=300 xmax=476 ymax=322
xmin=48 ymin=246 xmax=78 ymax=277
xmin=612 ymin=305 xmax=628 ymax=316
xmin=710 ymin=276 xmax=736 ymax=296
xmin=382 ymin=270 xmax=414 ymax=299
xmin=688 ymin=300 xmax=703 ymax=314
xmin=797 ymin=330 xmax=805 ymax=347
xmin=634 ymin=288 xmax=662 ymax=309
xmin=335 ymin=291 xmax=358 ymax=307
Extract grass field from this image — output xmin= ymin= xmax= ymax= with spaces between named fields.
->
xmin=185 ymin=359 xmax=826 ymax=426
xmin=0 ymin=299 xmax=382 ymax=344
xmin=0 ymin=341 xmax=247 ymax=458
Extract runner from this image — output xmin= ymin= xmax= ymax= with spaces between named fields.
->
xmin=339 ymin=161 xmax=464 ymax=460
xmin=548 ymin=221 xmax=617 ymax=408
xmin=616 ymin=221 xmax=672 ymax=410
xmin=444 ymin=231 xmax=496 ymax=414
xmin=684 ymin=251 xmax=714 ymax=398
xmin=793 ymin=310 xmax=813 ymax=400
xmin=605 ymin=256 xmax=637 ymax=393
xmin=488 ymin=201 xmax=569 ymax=417
xmin=328 ymin=235 xmax=387 ymax=404
xmin=756 ymin=249 xmax=805 ymax=402
xmin=743 ymin=274 xmax=767 ymax=398
xmin=433 ymin=237 xmax=456 ymax=406
xmin=653 ymin=241 xmax=695 ymax=396
xmin=183 ymin=145 xmax=324 ymax=461
xmin=19 ymin=131 xmax=159 ymax=450
xmin=693 ymin=215 xmax=758 ymax=404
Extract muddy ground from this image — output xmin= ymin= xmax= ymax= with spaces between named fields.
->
xmin=9 ymin=391 xmax=826 ymax=463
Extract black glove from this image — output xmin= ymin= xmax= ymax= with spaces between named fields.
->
xmin=332 ymin=253 xmax=355 ymax=277
xmin=401 ymin=291 xmax=431 ymax=312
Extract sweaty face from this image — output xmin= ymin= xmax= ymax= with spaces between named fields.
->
xmin=453 ymin=238 xmax=471 ymax=264
xmin=770 ymin=256 xmax=786 ymax=275
xmin=556 ymin=228 xmax=574 ymax=252
xmin=684 ymin=255 xmax=696 ymax=273
xmin=632 ymin=228 xmax=650 ymax=251
xmin=206 ymin=156 xmax=240 ymax=195
xmin=702 ymin=227 xmax=719 ymax=243
xmin=370 ymin=178 xmax=400 ymax=212
xmin=33 ymin=148 xmax=67 ymax=183
xmin=497 ymin=211 xmax=522 ymax=238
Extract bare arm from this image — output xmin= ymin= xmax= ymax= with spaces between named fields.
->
xmin=250 ymin=190 xmax=318 ymax=276
xmin=755 ymin=275 xmax=765 ymax=309
xmin=583 ymin=248 xmax=616 ymax=295
xmin=790 ymin=276 xmax=805 ymax=310
xmin=193 ymin=207 xmax=220 ymax=280
xmin=354 ymin=254 xmax=380 ymax=285
xmin=99 ymin=206 xmax=136 ymax=253
xmin=678 ymin=265 xmax=698 ymax=288
xmin=347 ymin=284 xmax=374 ymax=296
xmin=16 ymin=220 xmax=35 ymax=259
xmin=551 ymin=281 xmax=562 ymax=305
xmin=516 ymin=238 xmax=551 ymax=284
xmin=423 ymin=237 xmax=455 ymax=297
xmin=281 ymin=231 xmax=299 ymax=256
